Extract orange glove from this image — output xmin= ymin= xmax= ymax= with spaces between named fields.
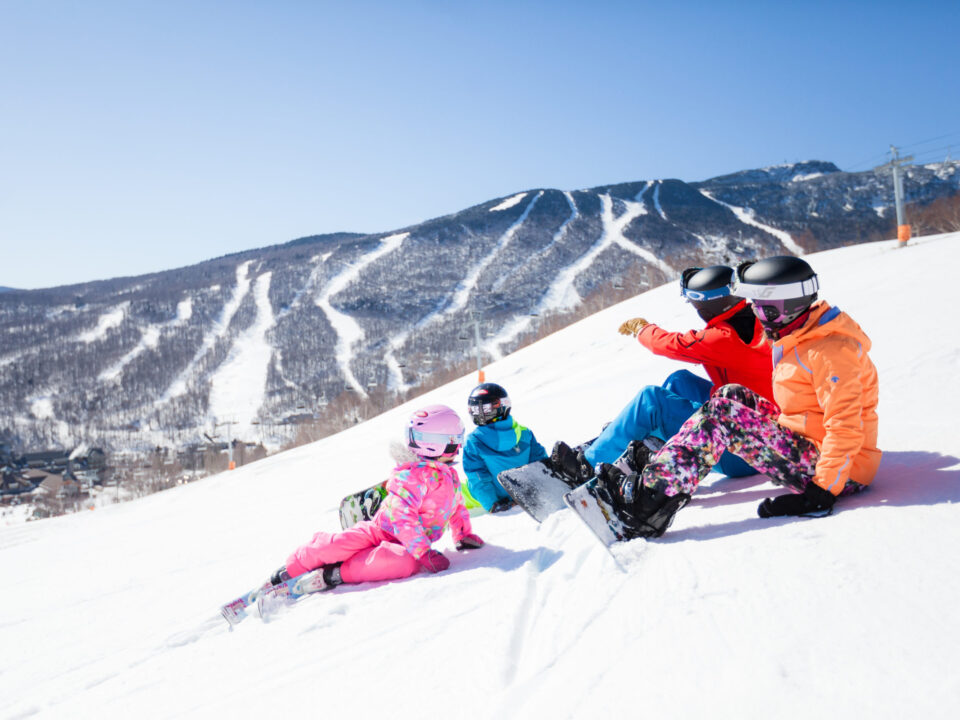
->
xmin=618 ymin=318 xmax=649 ymax=337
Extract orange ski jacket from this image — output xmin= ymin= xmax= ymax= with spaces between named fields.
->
xmin=771 ymin=302 xmax=881 ymax=494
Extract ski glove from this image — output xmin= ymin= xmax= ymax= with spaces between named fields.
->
xmin=489 ymin=498 xmax=515 ymax=513
xmin=758 ymin=482 xmax=836 ymax=519
xmin=618 ymin=317 xmax=649 ymax=337
xmin=456 ymin=533 xmax=485 ymax=551
xmin=417 ymin=549 xmax=451 ymax=573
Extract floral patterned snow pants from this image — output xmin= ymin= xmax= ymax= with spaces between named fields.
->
xmin=640 ymin=384 xmax=864 ymax=498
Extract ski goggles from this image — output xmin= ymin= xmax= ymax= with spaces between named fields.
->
xmin=679 ymin=267 xmax=732 ymax=302
xmin=750 ymin=299 xmax=800 ymax=325
xmin=407 ymin=427 xmax=465 ymax=447
xmin=468 ymin=398 xmax=510 ymax=421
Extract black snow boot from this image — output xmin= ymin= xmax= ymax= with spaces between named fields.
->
xmin=594 ymin=463 xmax=689 ymax=539
xmin=611 ymin=436 xmax=665 ymax=477
xmin=269 ymin=565 xmax=291 ymax=587
xmin=618 ymin=484 xmax=691 ymax=539
xmin=550 ymin=441 xmax=594 ymax=486
xmin=322 ymin=563 xmax=344 ymax=588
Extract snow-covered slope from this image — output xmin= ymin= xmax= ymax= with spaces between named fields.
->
xmin=2 ymin=234 xmax=959 ymax=719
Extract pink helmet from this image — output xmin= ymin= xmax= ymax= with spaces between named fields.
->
xmin=406 ymin=404 xmax=465 ymax=458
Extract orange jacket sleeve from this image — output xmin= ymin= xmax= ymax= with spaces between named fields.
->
xmin=805 ymin=337 xmax=868 ymax=494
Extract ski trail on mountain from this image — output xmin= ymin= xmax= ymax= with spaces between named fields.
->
xmin=76 ymin=302 xmax=129 ymax=344
xmin=207 ymin=271 xmax=276 ymax=438
xmin=490 ymin=192 xmax=528 ymax=211
xmin=315 ymin=233 xmax=407 ymax=396
xmin=523 ymin=191 xmax=579 ymax=271
xmin=384 ymin=194 xmax=543 ymax=384
xmin=160 ymin=261 xmax=253 ymax=403
xmin=276 ymin=254 xmax=326 ymax=321
xmin=700 ymin=189 xmax=805 ymax=254
xmin=449 ymin=191 xmax=543 ymax=310
xmin=635 ymin=180 xmax=653 ymax=202
xmin=485 ymin=193 xmax=672 ymax=360
xmin=99 ymin=299 xmax=193 ymax=382
xmin=482 ymin=192 xmax=580 ymax=358
xmin=652 ymin=180 xmax=668 ymax=220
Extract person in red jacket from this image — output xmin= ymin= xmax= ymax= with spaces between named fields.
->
xmin=602 ymin=255 xmax=880 ymax=539
xmin=551 ymin=265 xmax=774 ymax=483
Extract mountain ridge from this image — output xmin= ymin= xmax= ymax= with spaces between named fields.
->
xmin=1 ymin=159 xmax=958 ymax=454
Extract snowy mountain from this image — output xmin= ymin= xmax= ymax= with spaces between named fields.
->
xmin=1 ymin=232 xmax=958 ymax=719
xmin=2 ymin=161 xmax=958 ymax=454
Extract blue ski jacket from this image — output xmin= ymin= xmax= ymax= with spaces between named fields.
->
xmin=462 ymin=417 xmax=548 ymax=511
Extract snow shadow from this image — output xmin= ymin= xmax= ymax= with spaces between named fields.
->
xmin=445 ymin=543 xmax=564 ymax=575
xmin=659 ymin=450 xmax=960 ymax=543
xmin=843 ymin=450 xmax=960 ymax=509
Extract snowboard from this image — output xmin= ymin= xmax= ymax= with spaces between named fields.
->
xmin=563 ymin=477 xmax=632 ymax=548
xmin=339 ymin=480 xmax=388 ymax=529
xmin=498 ymin=460 xmax=580 ymax=523
xmin=339 ymin=475 xmax=484 ymax=530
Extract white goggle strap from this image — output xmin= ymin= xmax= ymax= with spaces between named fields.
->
xmin=733 ymin=275 xmax=819 ymax=301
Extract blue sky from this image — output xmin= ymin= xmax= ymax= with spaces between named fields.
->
xmin=2 ymin=0 xmax=958 ymax=290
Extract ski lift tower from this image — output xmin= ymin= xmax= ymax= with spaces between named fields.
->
xmin=877 ymin=145 xmax=914 ymax=246
xmin=214 ymin=419 xmax=237 ymax=470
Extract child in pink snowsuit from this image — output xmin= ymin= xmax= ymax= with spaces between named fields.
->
xmin=266 ymin=405 xmax=485 ymax=592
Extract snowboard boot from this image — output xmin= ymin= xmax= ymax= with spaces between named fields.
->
xmin=593 ymin=464 xmax=689 ymax=539
xmin=593 ymin=462 xmax=627 ymax=508
xmin=550 ymin=441 xmax=594 ymax=486
xmin=611 ymin=436 xmax=665 ymax=477
xmin=618 ymin=484 xmax=691 ymax=539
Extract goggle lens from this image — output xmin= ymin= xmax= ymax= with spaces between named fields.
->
xmin=752 ymin=301 xmax=789 ymax=324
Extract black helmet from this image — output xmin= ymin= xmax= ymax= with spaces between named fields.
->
xmin=733 ymin=256 xmax=819 ymax=337
xmin=680 ymin=265 xmax=741 ymax=322
xmin=467 ymin=383 xmax=511 ymax=426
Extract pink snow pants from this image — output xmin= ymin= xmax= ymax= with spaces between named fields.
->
xmin=285 ymin=520 xmax=421 ymax=585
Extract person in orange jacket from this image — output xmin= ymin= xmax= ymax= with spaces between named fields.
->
xmin=598 ymin=255 xmax=880 ymax=538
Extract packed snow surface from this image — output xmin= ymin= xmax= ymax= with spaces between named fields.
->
xmin=1 ymin=234 xmax=959 ymax=719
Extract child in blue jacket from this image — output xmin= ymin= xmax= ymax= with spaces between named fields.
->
xmin=462 ymin=383 xmax=548 ymax=512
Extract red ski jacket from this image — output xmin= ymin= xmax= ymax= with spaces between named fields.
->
xmin=636 ymin=300 xmax=776 ymax=404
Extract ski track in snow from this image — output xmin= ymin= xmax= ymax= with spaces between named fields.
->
xmin=206 ymin=272 xmax=276 ymax=439
xmin=700 ymin=189 xmax=805 ymax=254
xmin=315 ymin=233 xmax=407 ymax=396
xmin=160 ymin=261 xmax=253 ymax=404
xmin=99 ymin=299 xmax=193 ymax=382
xmin=485 ymin=193 xmax=672 ymax=360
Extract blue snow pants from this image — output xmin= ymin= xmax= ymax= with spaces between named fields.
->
xmin=583 ymin=369 xmax=756 ymax=477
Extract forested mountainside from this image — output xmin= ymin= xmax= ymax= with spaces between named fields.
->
xmin=2 ymin=159 xmax=958 ymax=452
